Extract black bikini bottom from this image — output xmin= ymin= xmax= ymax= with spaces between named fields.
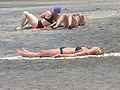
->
xmin=37 ymin=20 xmax=44 ymax=28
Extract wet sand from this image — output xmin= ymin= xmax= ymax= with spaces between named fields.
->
xmin=0 ymin=0 xmax=120 ymax=90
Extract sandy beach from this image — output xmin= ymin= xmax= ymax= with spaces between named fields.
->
xmin=0 ymin=0 xmax=120 ymax=90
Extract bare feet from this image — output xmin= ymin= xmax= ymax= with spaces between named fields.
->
xmin=15 ymin=26 xmax=23 ymax=30
xmin=16 ymin=49 xmax=28 ymax=57
xmin=21 ymin=48 xmax=29 ymax=53
xmin=16 ymin=49 xmax=24 ymax=56
xmin=68 ymin=25 xmax=72 ymax=29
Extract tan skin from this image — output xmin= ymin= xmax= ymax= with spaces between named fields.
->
xmin=15 ymin=11 xmax=59 ymax=30
xmin=16 ymin=47 xmax=102 ymax=58
xmin=52 ymin=13 xmax=85 ymax=29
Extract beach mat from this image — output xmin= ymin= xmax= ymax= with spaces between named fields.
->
xmin=0 ymin=52 xmax=120 ymax=60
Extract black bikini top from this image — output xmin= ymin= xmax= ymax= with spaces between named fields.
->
xmin=44 ymin=15 xmax=54 ymax=24
xmin=75 ymin=47 xmax=82 ymax=51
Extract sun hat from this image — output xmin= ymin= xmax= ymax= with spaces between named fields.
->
xmin=53 ymin=5 xmax=61 ymax=14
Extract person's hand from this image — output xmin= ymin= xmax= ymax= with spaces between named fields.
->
xmin=47 ymin=25 xmax=51 ymax=28
xmin=44 ymin=26 xmax=52 ymax=30
xmin=43 ymin=26 xmax=47 ymax=29
xmin=42 ymin=26 xmax=50 ymax=30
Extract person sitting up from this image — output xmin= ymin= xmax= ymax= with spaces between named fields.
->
xmin=16 ymin=46 xmax=102 ymax=58
xmin=15 ymin=5 xmax=61 ymax=30
xmin=51 ymin=13 xmax=85 ymax=29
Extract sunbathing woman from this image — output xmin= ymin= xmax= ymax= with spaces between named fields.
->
xmin=51 ymin=13 xmax=85 ymax=29
xmin=16 ymin=46 xmax=102 ymax=58
xmin=15 ymin=5 xmax=61 ymax=30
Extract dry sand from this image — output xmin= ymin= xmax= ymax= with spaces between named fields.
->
xmin=0 ymin=0 xmax=120 ymax=90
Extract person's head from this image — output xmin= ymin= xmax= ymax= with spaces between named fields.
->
xmin=52 ymin=5 xmax=61 ymax=14
xmin=78 ymin=14 xmax=85 ymax=26
xmin=90 ymin=47 xmax=103 ymax=55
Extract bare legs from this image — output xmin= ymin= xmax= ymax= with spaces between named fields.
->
xmin=16 ymin=48 xmax=42 ymax=57
xmin=53 ymin=13 xmax=78 ymax=29
xmin=67 ymin=14 xmax=74 ymax=29
xmin=53 ymin=13 xmax=69 ymax=29
xmin=16 ymin=48 xmax=60 ymax=57
xmin=15 ymin=11 xmax=38 ymax=30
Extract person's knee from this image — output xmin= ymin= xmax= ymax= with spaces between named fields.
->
xmin=38 ymin=50 xmax=47 ymax=56
xmin=23 ymin=11 xmax=29 ymax=15
xmin=62 ymin=13 xmax=67 ymax=17
xmin=68 ymin=14 xmax=73 ymax=17
xmin=40 ymin=50 xmax=45 ymax=54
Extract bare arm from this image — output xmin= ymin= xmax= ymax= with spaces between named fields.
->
xmin=53 ymin=51 xmax=88 ymax=58
xmin=48 ymin=22 xmax=57 ymax=27
xmin=37 ymin=22 xmax=57 ymax=30
xmin=53 ymin=53 xmax=74 ymax=57
xmin=40 ymin=11 xmax=52 ymax=18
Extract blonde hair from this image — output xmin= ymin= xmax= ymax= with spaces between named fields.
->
xmin=93 ymin=47 xmax=103 ymax=55
xmin=78 ymin=14 xmax=85 ymax=26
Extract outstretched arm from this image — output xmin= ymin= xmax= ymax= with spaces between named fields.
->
xmin=53 ymin=53 xmax=74 ymax=58
xmin=53 ymin=51 xmax=88 ymax=58
xmin=36 ymin=25 xmax=54 ymax=30
xmin=48 ymin=22 xmax=57 ymax=27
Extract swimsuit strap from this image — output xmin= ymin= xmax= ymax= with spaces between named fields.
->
xmin=60 ymin=47 xmax=65 ymax=54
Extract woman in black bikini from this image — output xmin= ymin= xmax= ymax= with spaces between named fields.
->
xmin=16 ymin=46 xmax=103 ymax=58
xmin=15 ymin=5 xmax=61 ymax=30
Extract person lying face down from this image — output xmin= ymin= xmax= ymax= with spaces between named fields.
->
xmin=16 ymin=46 xmax=103 ymax=58
xmin=15 ymin=5 xmax=61 ymax=30
xmin=51 ymin=13 xmax=85 ymax=29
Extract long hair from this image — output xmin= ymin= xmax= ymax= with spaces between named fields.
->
xmin=52 ymin=13 xmax=60 ymax=22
